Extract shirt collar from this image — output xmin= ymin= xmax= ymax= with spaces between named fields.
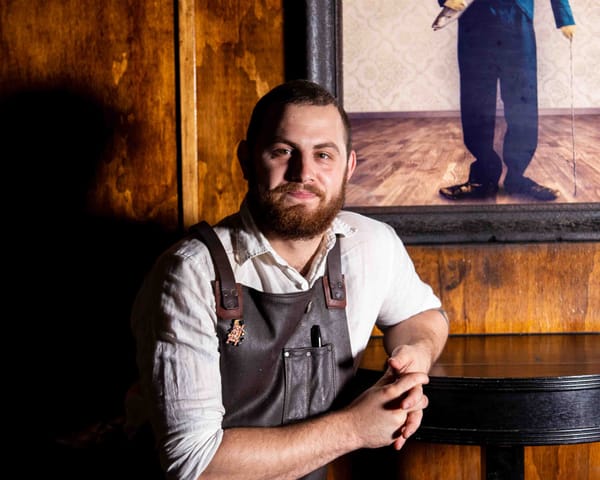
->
xmin=234 ymin=198 xmax=356 ymax=267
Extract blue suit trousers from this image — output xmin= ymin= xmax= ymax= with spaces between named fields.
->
xmin=458 ymin=0 xmax=538 ymax=186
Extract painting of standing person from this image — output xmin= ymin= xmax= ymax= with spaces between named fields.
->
xmin=438 ymin=0 xmax=576 ymax=201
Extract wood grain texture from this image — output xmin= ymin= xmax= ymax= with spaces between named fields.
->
xmin=406 ymin=242 xmax=600 ymax=334
xmin=390 ymin=442 xmax=600 ymax=480
xmin=194 ymin=0 xmax=284 ymax=225
xmin=179 ymin=0 xmax=200 ymax=229
xmin=1 ymin=0 xmax=179 ymax=228
xmin=526 ymin=444 xmax=600 ymax=480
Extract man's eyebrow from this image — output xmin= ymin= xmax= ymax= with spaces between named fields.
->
xmin=267 ymin=136 xmax=295 ymax=147
xmin=314 ymin=142 xmax=340 ymax=153
xmin=267 ymin=138 xmax=340 ymax=154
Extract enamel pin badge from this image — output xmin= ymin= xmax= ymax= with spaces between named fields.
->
xmin=226 ymin=319 xmax=245 ymax=346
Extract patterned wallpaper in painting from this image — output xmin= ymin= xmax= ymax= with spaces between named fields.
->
xmin=343 ymin=0 xmax=600 ymax=113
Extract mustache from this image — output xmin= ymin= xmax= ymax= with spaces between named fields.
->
xmin=270 ymin=182 xmax=324 ymax=198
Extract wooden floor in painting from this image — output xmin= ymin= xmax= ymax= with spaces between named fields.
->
xmin=345 ymin=114 xmax=600 ymax=207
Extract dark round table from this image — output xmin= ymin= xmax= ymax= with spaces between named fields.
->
xmin=358 ymin=333 xmax=600 ymax=479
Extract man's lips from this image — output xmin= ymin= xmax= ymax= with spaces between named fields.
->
xmin=272 ymin=183 xmax=324 ymax=199
xmin=287 ymin=189 xmax=318 ymax=199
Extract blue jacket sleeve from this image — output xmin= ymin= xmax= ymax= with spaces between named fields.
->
xmin=550 ymin=0 xmax=575 ymax=28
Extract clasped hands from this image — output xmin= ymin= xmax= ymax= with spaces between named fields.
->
xmin=345 ymin=345 xmax=430 ymax=451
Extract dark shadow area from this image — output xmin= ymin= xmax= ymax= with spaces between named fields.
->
xmin=283 ymin=0 xmax=309 ymax=81
xmin=1 ymin=87 xmax=175 ymax=478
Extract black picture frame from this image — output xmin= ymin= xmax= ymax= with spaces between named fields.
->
xmin=283 ymin=0 xmax=600 ymax=244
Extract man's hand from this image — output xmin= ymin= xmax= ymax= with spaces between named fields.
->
xmin=344 ymin=370 xmax=429 ymax=451
xmin=384 ymin=345 xmax=432 ymax=445
xmin=560 ymin=25 xmax=576 ymax=41
xmin=376 ymin=308 xmax=448 ymax=448
xmin=443 ymin=0 xmax=467 ymax=11
xmin=388 ymin=344 xmax=434 ymax=376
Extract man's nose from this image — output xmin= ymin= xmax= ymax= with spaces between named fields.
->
xmin=285 ymin=152 xmax=314 ymax=183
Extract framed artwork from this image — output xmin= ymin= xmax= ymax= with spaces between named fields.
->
xmin=284 ymin=0 xmax=600 ymax=244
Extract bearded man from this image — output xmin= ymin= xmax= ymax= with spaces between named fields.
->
xmin=131 ymin=79 xmax=449 ymax=480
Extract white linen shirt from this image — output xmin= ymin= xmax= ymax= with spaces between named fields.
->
xmin=131 ymin=203 xmax=441 ymax=480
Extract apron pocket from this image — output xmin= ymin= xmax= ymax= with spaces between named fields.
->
xmin=282 ymin=344 xmax=336 ymax=423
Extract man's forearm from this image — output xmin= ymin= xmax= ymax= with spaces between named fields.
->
xmin=199 ymin=410 xmax=358 ymax=480
xmin=199 ymin=367 xmax=431 ymax=480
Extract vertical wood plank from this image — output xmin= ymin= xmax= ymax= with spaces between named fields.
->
xmin=178 ymin=0 xmax=199 ymax=229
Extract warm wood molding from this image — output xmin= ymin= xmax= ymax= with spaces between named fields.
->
xmin=177 ymin=0 xmax=199 ymax=229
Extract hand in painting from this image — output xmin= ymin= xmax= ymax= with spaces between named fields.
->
xmin=560 ymin=25 xmax=576 ymax=40
xmin=443 ymin=0 xmax=467 ymax=11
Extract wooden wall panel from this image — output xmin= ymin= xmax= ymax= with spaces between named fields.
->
xmin=407 ymin=242 xmax=600 ymax=334
xmin=1 ymin=0 xmax=179 ymax=227
xmin=386 ymin=442 xmax=600 ymax=480
xmin=526 ymin=444 xmax=600 ymax=480
xmin=194 ymin=0 xmax=284 ymax=225
xmin=1 ymin=0 xmax=180 ymax=440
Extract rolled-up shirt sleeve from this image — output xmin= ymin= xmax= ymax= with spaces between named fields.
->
xmin=131 ymin=240 xmax=224 ymax=480
xmin=335 ymin=212 xmax=442 ymax=365
xmin=375 ymin=221 xmax=441 ymax=328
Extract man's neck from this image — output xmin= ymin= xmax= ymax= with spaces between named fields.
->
xmin=266 ymin=234 xmax=325 ymax=277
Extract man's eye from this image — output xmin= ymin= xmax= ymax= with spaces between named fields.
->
xmin=317 ymin=152 xmax=332 ymax=160
xmin=272 ymin=148 xmax=291 ymax=156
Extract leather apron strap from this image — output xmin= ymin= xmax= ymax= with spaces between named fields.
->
xmin=189 ymin=221 xmax=243 ymax=320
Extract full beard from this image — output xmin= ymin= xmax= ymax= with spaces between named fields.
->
xmin=248 ymin=181 xmax=346 ymax=240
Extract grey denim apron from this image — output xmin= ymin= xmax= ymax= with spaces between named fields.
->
xmin=190 ymin=222 xmax=355 ymax=480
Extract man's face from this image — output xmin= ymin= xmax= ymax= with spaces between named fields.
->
xmin=244 ymin=103 xmax=356 ymax=240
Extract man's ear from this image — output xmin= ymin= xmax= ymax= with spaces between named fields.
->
xmin=346 ymin=150 xmax=357 ymax=182
xmin=237 ymin=140 xmax=250 ymax=180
